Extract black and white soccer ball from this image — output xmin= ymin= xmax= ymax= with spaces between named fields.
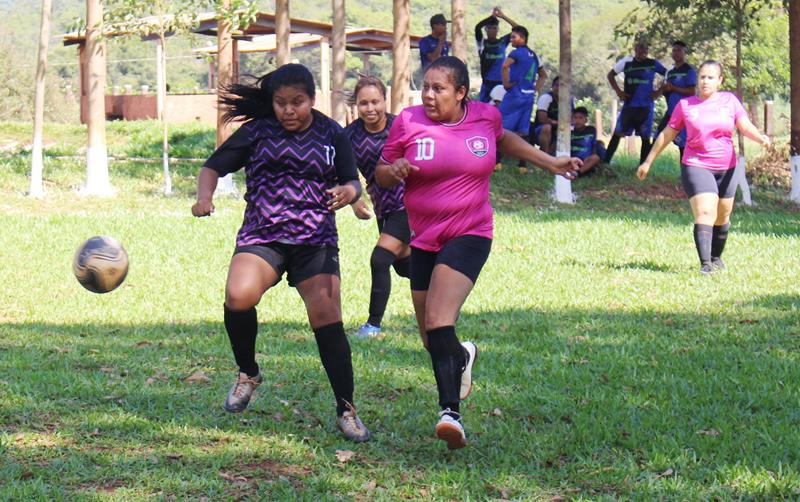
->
xmin=72 ymin=236 xmax=129 ymax=293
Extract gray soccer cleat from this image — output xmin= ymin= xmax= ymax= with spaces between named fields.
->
xmin=336 ymin=401 xmax=371 ymax=442
xmin=223 ymin=372 xmax=262 ymax=413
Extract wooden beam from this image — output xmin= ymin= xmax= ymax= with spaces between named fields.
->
xmin=84 ymin=0 xmax=111 ymax=194
xmin=391 ymin=0 xmax=410 ymax=114
xmin=216 ymin=0 xmax=233 ymax=147
xmin=450 ymin=0 xmax=466 ymax=62
xmin=320 ymin=36 xmax=331 ymax=115
xmin=331 ymin=0 xmax=346 ymax=123
xmin=276 ymin=0 xmax=290 ymax=66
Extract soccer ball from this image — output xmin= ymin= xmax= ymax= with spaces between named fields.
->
xmin=72 ymin=236 xmax=129 ymax=293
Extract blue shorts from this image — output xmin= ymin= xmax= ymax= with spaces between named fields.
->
xmin=499 ymin=91 xmax=535 ymax=135
xmin=613 ymin=106 xmax=654 ymax=138
xmin=532 ymin=123 xmax=556 ymax=145
xmin=479 ymin=80 xmax=502 ymax=103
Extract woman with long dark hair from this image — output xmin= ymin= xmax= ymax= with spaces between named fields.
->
xmin=638 ymin=60 xmax=770 ymax=274
xmin=192 ymin=64 xmax=370 ymax=442
xmin=344 ymin=76 xmax=411 ymax=338
xmin=376 ymin=56 xmax=580 ymax=449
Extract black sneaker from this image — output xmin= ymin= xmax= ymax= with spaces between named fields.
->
xmin=699 ymin=262 xmax=715 ymax=275
xmin=711 ymin=257 xmax=726 ymax=271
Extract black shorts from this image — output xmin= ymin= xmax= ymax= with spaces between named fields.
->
xmin=410 ymin=235 xmax=492 ymax=291
xmin=376 ymin=209 xmax=411 ymax=244
xmin=615 ymin=107 xmax=652 ymax=137
xmin=680 ymin=164 xmax=737 ymax=199
xmin=234 ymin=242 xmax=340 ymax=287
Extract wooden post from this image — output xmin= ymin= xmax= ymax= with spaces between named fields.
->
xmin=232 ymin=38 xmax=240 ymax=83
xmin=208 ymin=57 xmax=215 ymax=90
xmin=320 ymin=36 xmax=331 ymax=116
xmin=216 ymin=0 xmax=236 ymax=194
xmin=84 ymin=0 xmax=112 ymax=196
xmin=451 ymin=0 xmax=467 ymax=62
xmin=30 ymin=0 xmax=52 ymax=198
xmin=276 ymin=0 xmax=290 ymax=67
xmin=764 ymin=100 xmax=774 ymax=138
xmin=611 ymin=100 xmax=618 ymax=128
xmin=789 ymin=0 xmax=799 ymax=202
xmin=361 ymin=53 xmax=370 ymax=74
xmin=156 ymin=37 xmax=165 ymax=120
xmin=553 ymin=0 xmax=573 ymax=203
xmin=391 ymin=0 xmax=410 ymax=114
xmin=331 ymin=0 xmax=346 ymax=123
xmin=594 ymin=109 xmax=603 ymax=139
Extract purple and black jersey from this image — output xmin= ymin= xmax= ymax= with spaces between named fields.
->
xmin=344 ymin=115 xmax=405 ymax=219
xmin=204 ymin=110 xmax=359 ymax=248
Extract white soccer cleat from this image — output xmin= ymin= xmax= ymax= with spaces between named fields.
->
xmin=435 ymin=409 xmax=466 ymax=450
xmin=460 ymin=341 xmax=478 ymax=400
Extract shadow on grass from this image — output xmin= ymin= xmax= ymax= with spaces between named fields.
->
xmin=2 ymin=297 xmax=800 ymax=499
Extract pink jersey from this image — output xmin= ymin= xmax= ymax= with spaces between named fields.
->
xmin=381 ymin=101 xmax=503 ymax=252
xmin=668 ymin=91 xmax=746 ymax=171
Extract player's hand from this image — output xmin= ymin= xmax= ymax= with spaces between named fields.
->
xmin=326 ymin=184 xmax=357 ymax=211
xmin=192 ymin=199 xmax=214 ymax=217
xmin=650 ymin=90 xmax=661 ymax=100
xmin=761 ymin=134 xmax=771 ymax=149
xmin=492 ymin=6 xmax=503 ymax=16
xmin=663 ymin=82 xmax=673 ymax=93
xmin=636 ymin=162 xmax=651 ymax=180
xmin=351 ymin=199 xmax=373 ymax=220
xmin=437 ymin=32 xmax=446 ymax=42
xmin=550 ymin=157 xmax=581 ymax=180
xmin=389 ymin=158 xmax=420 ymax=183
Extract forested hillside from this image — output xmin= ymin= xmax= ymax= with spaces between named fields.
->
xmin=0 ymin=0 xmax=787 ymax=123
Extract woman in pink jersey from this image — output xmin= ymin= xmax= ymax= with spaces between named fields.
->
xmin=376 ymin=56 xmax=580 ymax=449
xmin=638 ymin=60 xmax=770 ymax=274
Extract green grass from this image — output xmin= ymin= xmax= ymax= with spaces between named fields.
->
xmin=2 ymin=123 xmax=800 ymax=500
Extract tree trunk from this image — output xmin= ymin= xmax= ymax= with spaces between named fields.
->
xmin=331 ymin=0 xmax=346 ymax=123
xmin=391 ymin=0 xmax=410 ymax=114
xmin=790 ymin=0 xmax=800 ymax=202
xmin=734 ymin=1 xmax=753 ymax=205
xmin=320 ymin=36 xmax=331 ymax=115
xmin=276 ymin=0 xmax=290 ymax=67
xmin=554 ymin=0 xmax=574 ymax=203
xmin=216 ymin=0 xmax=236 ymax=195
xmin=84 ymin=0 xmax=112 ymax=196
xmin=451 ymin=0 xmax=467 ymax=62
xmin=30 ymin=0 xmax=52 ymax=198
xmin=156 ymin=34 xmax=171 ymax=195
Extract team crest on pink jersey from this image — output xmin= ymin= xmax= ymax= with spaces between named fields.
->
xmin=466 ymin=136 xmax=490 ymax=158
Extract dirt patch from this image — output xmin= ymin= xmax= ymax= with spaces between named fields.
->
xmin=583 ymin=183 xmax=685 ymax=202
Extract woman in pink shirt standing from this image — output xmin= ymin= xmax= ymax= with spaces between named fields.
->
xmin=376 ymin=56 xmax=580 ymax=449
xmin=637 ymin=60 xmax=770 ymax=274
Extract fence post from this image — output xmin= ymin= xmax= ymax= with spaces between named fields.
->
xmin=764 ymin=100 xmax=774 ymax=139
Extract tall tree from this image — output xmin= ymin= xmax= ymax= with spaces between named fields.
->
xmin=790 ymin=0 xmax=800 ymax=202
xmin=84 ymin=0 xmax=113 ymax=196
xmin=451 ymin=0 xmax=467 ymax=62
xmin=554 ymin=0 xmax=574 ymax=203
xmin=29 ymin=0 xmax=52 ymax=199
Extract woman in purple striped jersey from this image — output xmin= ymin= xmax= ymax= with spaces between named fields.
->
xmin=191 ymin=64 xmax=370 ymax=442
xmin=345 ymin=76 xmax=411 ymax=339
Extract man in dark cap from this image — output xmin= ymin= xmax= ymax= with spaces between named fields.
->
xmin=419 ymin=14 xmax=450 ymax=71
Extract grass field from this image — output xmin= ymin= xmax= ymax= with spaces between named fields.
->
xmin=1 ymin=122 xmax=800 ymax=500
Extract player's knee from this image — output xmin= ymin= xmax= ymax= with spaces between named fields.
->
xmin=225 ymin=283 xmax=260 ymax=310
xmin=370 ymin=246 xmax=396 ymax=272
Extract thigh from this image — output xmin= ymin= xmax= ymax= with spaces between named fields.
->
xmin=681 ymin=165 xmax=719 ymax=199
xmin=378 ymin=210 xmax=411 ymax=248
xmin=689 ymin=192 xmax=720 ymax=225
xmin=717 ymin=168 xmax=738 ymax=199
xmin=424 ymin=264 xmax=475 ymax=331
xmin=296 ymin=273 xmax=342 ymax=329
xmin=285 ymin=245 xmax=340 ymax=287
xmin=716 ymin=196 xmax=735 ymax=224
xmin=436 ymin=235 xmax=492 ymax=285
xmin=226 ymin=249 xmax=282 ymax=310
xmin=410 ymin=247 xmax=438 ymax=292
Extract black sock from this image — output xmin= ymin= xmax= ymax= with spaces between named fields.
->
xmin=426 ymin=326 xmax=465 ymax=417
xmin=712 ymin=223 xmax=730 ymax=259
xmin=368 ymin=246 xmax=396 ymax=327
xmin=392 ymin=256 xmax=410 ymax=278
xmin=640 ymin=136 xmax=652 ymax=165
xmin=313 ymin=322 xmax=354 ymax=416
xmin=224 ymin=305 xmax=259 ymax=377
xmin=693 ymin=224 xmax=713 ymax=265
xmin=604 ymin=135 xmax=621 ymax=163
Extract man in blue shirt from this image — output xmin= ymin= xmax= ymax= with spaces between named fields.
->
xmin=604 ymin=40 xmax=667 ymax=165
xmin=419 ymin=14 xmax=450 ymax=72
xmin=498 ymin=25 xmax=546 ymax=172
xmin=474 ymin=7 xmax=518 ymax=103
xmin=653 ymin=40 xmax=697 ymax=160
xmin=570 ymin=107 xmax=602 ymax=177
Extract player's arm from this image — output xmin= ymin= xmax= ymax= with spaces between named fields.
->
xmin=736 ymin=116 xmax=771 ymax=147
xmin=671 ymin=83 xmax=696 ymax=96
xmin=502 ymin=57 xmax=515 ymax=89
xmin=192 ymin=167 xmax=219 ymax=217
xmin=328 ymin=132 xmax=362 ymax=210
xmin=607 ymin=68 xmax=627 ymax=100
xmin=428 ymin=36 xmax=447 ymax=62
xmin=497 ymin=129 xmax=580 ymax=178
xmin=535 ymin=67 xmax=547 ymax=93
xmin=475 ymin=16 xmax=492 ymax=42
xmin=493 ymin=7 xmax=519 ymax=27
xmin=637 ymin=126 xmax=680 ymax=179
xmin=536 ymin=109 xmax=549 ymax=125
